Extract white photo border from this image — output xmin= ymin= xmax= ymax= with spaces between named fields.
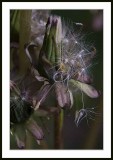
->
xmin=2 ymin=2 xmax=111 ymax=158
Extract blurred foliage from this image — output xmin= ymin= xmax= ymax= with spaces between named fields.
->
xmin=10 ymin=10 xmax=31 ymax=76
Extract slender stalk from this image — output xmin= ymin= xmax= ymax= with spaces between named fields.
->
xmin=19 ymin=10 xmax=32 ymax=74
xmin=54 ymin=109 xmax=64 ymax=149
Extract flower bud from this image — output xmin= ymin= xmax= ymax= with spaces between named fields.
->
xmin=37 ymin=16 xmax=62 ymax=81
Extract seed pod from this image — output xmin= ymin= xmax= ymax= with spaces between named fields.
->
xmin=55 ymin=82 xmax=73 ymax=109
xmin=37 ymin=16 xmax=62 ymax=82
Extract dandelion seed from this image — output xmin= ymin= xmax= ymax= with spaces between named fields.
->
xmin=64 ymin=58 xmax=69 ymax=64
xmin=62 ymin=38 xmax=69 ymax=44
xmin=70 ymin=59 xmax=75 ymax=65
xmin=75 ymin=107 xmax=100 ymax=127
xmin=75 ymin=23 xmax=83 ymax=26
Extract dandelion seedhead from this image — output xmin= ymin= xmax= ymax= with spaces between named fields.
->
xmin=25 ymin=13 xmax=100 ymax=110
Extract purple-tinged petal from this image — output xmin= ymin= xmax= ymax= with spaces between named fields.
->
xmin=26 ymin=119 xmax=44 ymax=140
xmin=31 ymin=67 xmax=48 ymax=82
xmin=15 ymin=134 xmax=25 ymax=149
xmin=13 ymin=124 xmax=26 ymax=149
xmin=34 ymin=83 xmax=51 ymax=109
xmin=77 ymin=72 xmax=93 ymax=84
xmin=70 ymin=79 xmax=100 ymax=98
xmin=55 ymin=82 xmax=73 ymax=108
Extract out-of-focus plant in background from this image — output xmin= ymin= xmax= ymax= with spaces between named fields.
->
xmin=10 ymin=10 xmax=103 ymax=149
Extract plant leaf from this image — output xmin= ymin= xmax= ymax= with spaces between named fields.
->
xmin=70 ymin=79 xmax=100 ymax=98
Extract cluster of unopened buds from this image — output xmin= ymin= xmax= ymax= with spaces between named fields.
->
xmin=10 ymin=11 xmax=100 ymax=148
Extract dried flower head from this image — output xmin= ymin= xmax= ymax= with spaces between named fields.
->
xmin=25 ymin=14 xmax=100 ymax=113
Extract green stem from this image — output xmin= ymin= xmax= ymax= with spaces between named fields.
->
xmin=54 ymin=109 xmax=64 ymax=149
xmin=19 ymin=10 xmax=32 ymax=74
